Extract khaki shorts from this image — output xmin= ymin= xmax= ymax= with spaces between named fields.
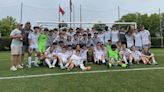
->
xmin=11 ymin=45 xmax=22 ymax=55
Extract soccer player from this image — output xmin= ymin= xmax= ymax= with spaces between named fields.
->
xmin=57 ymin=46 xmax=70 ymax=69
xmin=67 ymin=49 xmax=91 ymax=71
xmin=22 ymin=22 xmax=33 ymax=66
xmin=38 ymin=28 xmax=48 ymax=53
xmin=119 ymin=26 xmax=127 ymax=44
xmin=133 ymin=29 xmax=142 ymax=51
xmin=125 ymin=26 xmax=134 ymax=48
xmin=27 ymin=26 xmax=40 ymax=68
xmin=119 ymin=43 xmax=133 ymax=65
xmin=140 ymin=25 xmax=151 ymax=48
xmin=142 ymin=47 xmax=158 ymax=65
xmin=44 ymin=43 xmax=58 ymax=68
xmin=10 ymin=23 xmax=23 ymax=71
xmin=94 ymin=42 xmax=106 ymax=64
xmin=111 ymin=26 xmax=119 ymax=44
xmin=104 ymin=26 xmax=111 ymax=44
xmin=106 ymin=44 xmax=127 ymax=68
xmin=131 ymin=46 xmax=146 ymax=64
xmin=92 ymin=32 xmax=101 ymax=46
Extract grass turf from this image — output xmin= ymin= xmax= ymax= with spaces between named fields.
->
xmin=0 ymin=49 xmax=164 ymax=92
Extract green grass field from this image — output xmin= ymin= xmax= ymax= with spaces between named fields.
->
xmin=0 ymin=49 xmax=164 ymax=92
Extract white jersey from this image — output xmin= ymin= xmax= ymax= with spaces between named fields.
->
xmin=140 ymin=30 xmax=150 ymax=45
xmin=125 ymin=34 xmax=134 ymax=48
xmin=98 ymin=33 xmax=105 ymax=44
xmin=71 ymin=54 xmax=83 ymax=66
xmin=94 ymin=48 xmax=104 ymax=60
xmin=57 ymin=52 xmax=69 ymax=63
xmin=133 ymin=33 xmax=142 ymax=47
xmin=132 ymin=51 xmax=142 ymax=60
xmin=120 ymin=49 xmax=132 ymax=59
xmin=81 ymin=49 xmax=88 ymax=60
xmin=111 ymin=30 xmax=119 ymax=44
xmin=104 ymin=31 xmax=111 ymax=43
xmin=28 ymin=32 xmax=40 ymax=48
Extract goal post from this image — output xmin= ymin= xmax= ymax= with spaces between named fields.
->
xmin=36 ymin=21 xmax=137 ymax=30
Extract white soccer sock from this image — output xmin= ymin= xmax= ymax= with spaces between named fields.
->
xmin=123 ymin=56 xmax=128 ymax=64
xmin=65 ymin=63 xmax=69 ymax=68
xmin=102 ymin=59 xmax=106 ymax=63
xmin=28 ymin=57 xmax=32 ymax=66
xmin=52 ymin=59 xmax=57 ymax=66
xmin=35 ymin=57 xmax=39 ymax=62
xmin=80 ymin=64 xmax=85 ymax=70
xmin=59 ymin=63 xmax=64 ymax=68
xmin=45 ymin=59 xmax=52 ymax=68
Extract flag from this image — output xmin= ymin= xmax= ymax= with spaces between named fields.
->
xmin=59 ymin=6 xmax=65 ymax=16
xmin=70 ymin=0 xmax=72 ymax=12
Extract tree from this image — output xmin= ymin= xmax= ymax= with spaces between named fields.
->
xmin=117 ymin=13 xmax=162 ymax=37
xmin=92 ymin=23 xmax=107 ymax=31
xmin=0 ymin=16 xmax=17 ymax=37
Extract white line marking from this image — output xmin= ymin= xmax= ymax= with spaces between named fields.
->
xmin=0 ymin=67 xmax=164 ymax=80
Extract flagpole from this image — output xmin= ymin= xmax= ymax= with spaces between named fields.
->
xmin=80 ymin=4 xmax=82 ymax=28
xmin=73 ymin=4 xmax=75 ymax=29
xmin=58 ymin=4 xmax=61 ymax=23
xmin=58 ymin=4 xmax=61 ymax=29
xmin=70 ymin=0 xmax=72 ymax=28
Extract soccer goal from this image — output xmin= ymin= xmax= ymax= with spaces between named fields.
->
xmin=36 ymin=21 xmax=137 ymax=30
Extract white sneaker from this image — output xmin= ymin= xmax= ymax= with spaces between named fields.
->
xmin=152 ymin=61 xmax=158 ymax=65
xmin=49 ymin=66 xmax=53 ymax=69
xmin=51 ymin=65 xmax=55 ymax=68
xmin=10 ymin=66 xmax=17 ymax=71
xmin=26 ymin=64 xmax=31 ymax=68
xmin=34 ymin=63 xmax=39 ymax=67
xmin=16 ymin=65 xmax=23 ymax=69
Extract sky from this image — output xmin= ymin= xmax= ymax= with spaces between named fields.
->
xmin=0 ymin=0 xmax=164 ymax=26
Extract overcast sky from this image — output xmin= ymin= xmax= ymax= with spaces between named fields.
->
xmin=0 ymin=0 xmax=164 ymax=26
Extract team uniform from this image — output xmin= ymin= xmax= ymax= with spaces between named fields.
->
xmin=38 ymin=33 xmax=48 ymax=53
xmin=140 ymin=30 xmax=151 ymax=47
xmin=111 ymin=30 xmax=119 ymax=44
xmin=94 ymin=47 xmax=106 ymax=64
xmin=70 ymin=52 xmax=86 ymax=70
xmin=125 ymin=34 xmax=134 ymax=48
xmin=120 ymin=49 xmax=132 ymax=64
xmin=57 ymin=52 xmax=70 ymax=69
xmin=44 ymin=47 xmax=57 ymax=68
xmin=133 ymin=32 xmax=142 ymax=50
xmin=104 ymin=31 xmax=111 ymax=44
xmin=27 ymin=32 xmax=40 ymax=68
xmin=131 ymin=50 xmax=142 ymax=62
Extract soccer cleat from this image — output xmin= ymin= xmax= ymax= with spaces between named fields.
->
xmin=108 ymin=63 xmax=112 ymax=68
xmin=152 ymin=61 xmax=158 ymax=65
xmin=51 ymin=65 xmax=55 ymax=68
xmin=10 ymin=66 xmax=17 ymax=71
xmin=26 ymin=64 xmax=31 ymax=68
xmin=16 ymin=65 xmax=23 ymax=69
xmin=33 ymin=63 xmax=39 ymax=67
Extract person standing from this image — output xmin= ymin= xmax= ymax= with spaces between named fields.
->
xmin=22 ymin=22 xmax=33 ymax=65
xmin=140 ymin=25 xmax=151 ymax=48
xmin=10 ymin=23 xmax=23 ymax=71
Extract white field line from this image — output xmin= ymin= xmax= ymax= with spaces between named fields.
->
xmin=0 ymin=67 xmax=164 ymax=80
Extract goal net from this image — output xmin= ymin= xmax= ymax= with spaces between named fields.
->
xmin=36 ymin=21 xmax=137 ymax=30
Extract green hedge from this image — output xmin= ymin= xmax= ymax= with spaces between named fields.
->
xmin=0 ymin=37 xmax=11 ymax=51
